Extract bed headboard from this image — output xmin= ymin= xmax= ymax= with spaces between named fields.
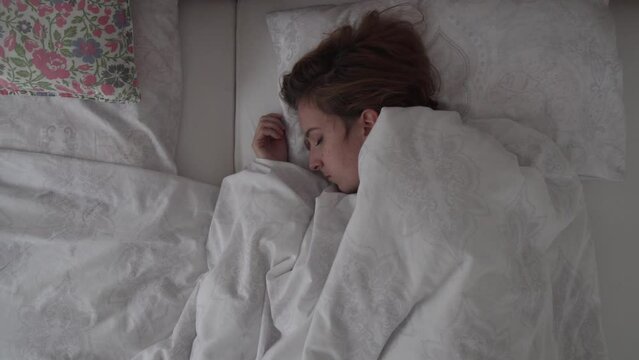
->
xmin=177 ymin=0 xmax=236 ymax=185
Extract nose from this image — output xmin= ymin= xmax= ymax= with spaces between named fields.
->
xmin=308 ymin=150 xmax=323 ymax=171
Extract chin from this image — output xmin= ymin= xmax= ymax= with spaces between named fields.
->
xmin=336 ymin=181 xmax=358 ymax=194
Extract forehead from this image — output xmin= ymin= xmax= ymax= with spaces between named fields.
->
xmin=298 ymin=101 xmax=336 ymax=131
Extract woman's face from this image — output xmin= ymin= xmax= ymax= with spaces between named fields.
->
xmin=298 ymin=100 xmax=377 ymax=193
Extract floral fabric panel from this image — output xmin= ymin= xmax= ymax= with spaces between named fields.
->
xmin=0 ymin=0 xmax=140 ymax=103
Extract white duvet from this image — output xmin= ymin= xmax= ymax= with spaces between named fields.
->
xmin=138 ymin=107 xmax=607 ymax=359
xmin=0 ymin=150 xmax=218 ymax=359
xmin=0 ymin=106 xmax=606 ymax=359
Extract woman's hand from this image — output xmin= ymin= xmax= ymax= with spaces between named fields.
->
xmin=252 ymin=113 xmax=288 ymax=162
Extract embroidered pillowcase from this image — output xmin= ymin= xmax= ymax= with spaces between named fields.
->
xmin=266 ymin=0 xmax=626 ymax=180
xmin=0 ymin=0 xmax=139 ymax=103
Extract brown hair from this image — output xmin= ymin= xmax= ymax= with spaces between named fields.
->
xmin=280 ymin=9 xmax=439 ymax=130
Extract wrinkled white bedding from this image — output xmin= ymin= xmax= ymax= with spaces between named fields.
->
xmin=138 ymin=107 xmax=607 ymax=359
xmin=0 ymin=150 xmax=218 ymax=359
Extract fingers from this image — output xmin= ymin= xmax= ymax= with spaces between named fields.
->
xmin=256 ymin=115 xmax=286 ymax=139
xmin=259 ymin=115 xmax=286 ymax=130
xmin=258 ymin=127 xmax=283 ymax=140
xmin=261 ymin=113 xmax=283 ymax=120
xmin=252 ymin=114 xmax=289 ymax=161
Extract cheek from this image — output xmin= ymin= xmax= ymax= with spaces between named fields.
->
xmin=322 ymin=147 xmax=339 ymax=169
xmin=327 ymin=140 xmax=359 ymax=172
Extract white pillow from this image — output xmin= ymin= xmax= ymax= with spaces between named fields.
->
xmin=266 ymin=0 xmax=626 ymax=180
xmin=0 ymin=0 xmax=182 ymax=173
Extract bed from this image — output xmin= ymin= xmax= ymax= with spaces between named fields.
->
xmin=0 ymin=0 xmax=637 ymax=358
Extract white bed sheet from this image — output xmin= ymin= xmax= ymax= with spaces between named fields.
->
xmin=0 ymin=149 xmax=218 ymax=359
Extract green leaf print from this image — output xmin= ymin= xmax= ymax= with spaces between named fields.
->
xmin=64 ymin=26 xmax=77 ymax=39
xmin=11 ymin=58 xmax=27 ymax=67
xmin=15 ymin=44 xmax=25 ymax=57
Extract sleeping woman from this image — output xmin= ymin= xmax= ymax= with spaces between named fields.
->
xmin=192 ymin=8 xmax=597 ymax=360
xmin=252 ymin=10 xmax=439 ymax=193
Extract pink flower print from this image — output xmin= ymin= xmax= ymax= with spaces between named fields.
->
xmin=4 ymin=32 xmax=16 ymax=52
xmin=106 ymin=41 xmax=118 ymax=53
xmin=38 ymin=5 xmax=54 ymax=17
xmin=33 ymin=49 xmax=70 ymax=80
xmin=55 ymin=84 xmax=75 ymax=93
xmin=33 ymin=21 xmax=44 ymax=39
xmin=77 ymin=0 xmax=84 ymax=10
xmin=104 ymin=8 xmax=112 ymax=15
xmin=16 ymin=0 xmax=27 ymax=11
xmin=78 ymin=64 xmax=91 ymax=71
xmin=1 ymin=0 xmax=10 ymax=8
xmin=87 ymin=4 xmax=99 ymax=14
xmin=98 ymin=16 xmax=109 ymax=26
xmin=72 ymin=81 xmax=83 ymax=94
xmin=54 ymin=41 xmax=63 ymax=49
xmin=105 ymin=25 xmax=116 ymax=34
xmin=0 ymin=78 xmax=20 ymax=91
xmin=24 ymin=39 xmax=39 ymax=52
xmin=101 ymin=83 xmax=114 ymax=95
xmin=92 ymin=29 xmax=102 ymax=37
xmin=54 ymin=2 xmax=74 ymax=14
xmin=56 ymin=15 xmax=67 ymax=28
xmin=83 ymin=74 xmax=96 ymax=86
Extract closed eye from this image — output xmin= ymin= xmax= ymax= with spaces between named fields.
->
xmin=304 ymin=136 xmax=323 ymax=150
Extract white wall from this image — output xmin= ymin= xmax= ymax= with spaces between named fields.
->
xmin=584 ymin=1 xmax=639 ymax=359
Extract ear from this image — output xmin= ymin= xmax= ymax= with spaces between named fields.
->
xmin=360 ymin=109 xmax=379 ymax=137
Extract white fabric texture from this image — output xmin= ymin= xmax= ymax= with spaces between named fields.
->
xmin=0 ymin=0 xmax=182 ymax=173
xmin=0 ymin=149 xmax=218 ymax=359
xmin=141 ymin=107 xmax=607 ymax=359
xmin=265 ymin=0 xmax=625 ymax=180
